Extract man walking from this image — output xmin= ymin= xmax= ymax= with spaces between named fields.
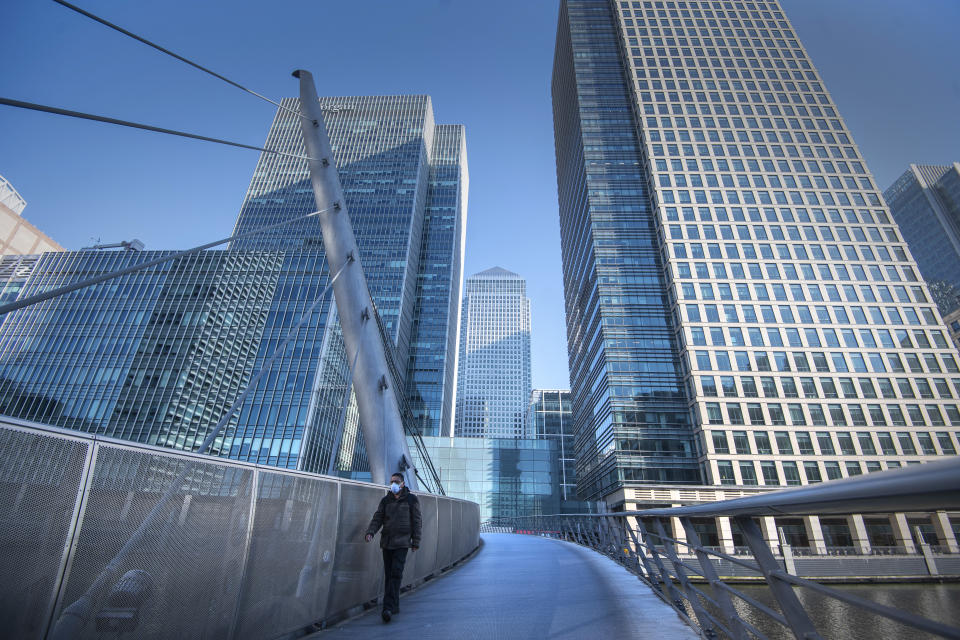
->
xmin=365 ymin=471 xmax=422 ymax=623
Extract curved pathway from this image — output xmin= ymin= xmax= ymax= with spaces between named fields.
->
xmin=317 ymin=532 xmax=698 ymax=639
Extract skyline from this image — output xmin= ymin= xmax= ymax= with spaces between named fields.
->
xmin=1 ymin=0 xmax=959 ymax=392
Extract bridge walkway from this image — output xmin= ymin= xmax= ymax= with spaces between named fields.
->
xmin=316 ymin=532 xmax=698 ymax=639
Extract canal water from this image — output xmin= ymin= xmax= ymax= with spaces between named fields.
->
xmin=694 ymin=582 xmax=960 ymax=639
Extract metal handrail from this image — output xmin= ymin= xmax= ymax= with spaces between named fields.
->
xmin=507 ymin=460 xmax=960 ymax=639
xmin=590 ymin=457 xmax=960 ymax=519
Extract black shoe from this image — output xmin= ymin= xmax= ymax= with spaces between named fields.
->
xmin=381 ymin=609 xmax=391 ymax=623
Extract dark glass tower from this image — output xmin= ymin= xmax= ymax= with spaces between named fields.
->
xmin=0 ymin=95 xmax=467 ymax=474
xmin=553 ymin=0 xmax=701 ymax=502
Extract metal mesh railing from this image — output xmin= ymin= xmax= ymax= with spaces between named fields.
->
xmin=0 ymin=417 xmax=479 ymax=639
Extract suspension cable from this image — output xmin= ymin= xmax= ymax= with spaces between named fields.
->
xmin=51 ymin=0 xmax=308 ymax=122
xmin=0 ymin=206 xmax=333 ymax=316
xmin=0 ymin=97 xmax=311 ymax=160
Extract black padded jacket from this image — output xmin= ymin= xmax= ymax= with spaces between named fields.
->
xmin=366 ymin=488 xmax=422 ymax=550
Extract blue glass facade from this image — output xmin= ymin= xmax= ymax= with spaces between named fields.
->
xmin=414 ymin=435 xmax=566 ymax=522
xmin=528 ymin=390 xmax=578 ymax=502
xmin=406 ymin=125 xmax=469 ymax=437
xmin=553 ymin=0 xmax=701 ymax=502
xmin=883 ymin=164 xmax=960 ymax=294
xmin=0 ymin=95 xmax=467 ymax=474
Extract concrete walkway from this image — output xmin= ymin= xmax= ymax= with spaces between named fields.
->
xmin=317 ymin=533 xmax=698 ymax=639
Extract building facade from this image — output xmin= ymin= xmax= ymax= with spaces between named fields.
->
xmin=0 ymin=175 xmax=63 ymax=256
xmin=528 ymin=389 xmax=578 ymax=502
xmin=553 ymin=0 xmax=960 ymax=511
xmin=454 ymin=267 xmax=532 ymax=438
xmin=0 ymin=95 xmax=467 ymax=475
xmin=413 ymin=435 xmax=565 ymax=522
xmin=883 ymin=163 xmax=960 ymax=293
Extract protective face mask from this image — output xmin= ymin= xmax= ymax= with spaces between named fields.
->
xmin=390 ymin=482 xmax=401 ymax=493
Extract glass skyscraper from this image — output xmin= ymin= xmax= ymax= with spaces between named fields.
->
xmin=454 ymin=267 xmax=532 ymax=438
xmin=553 ymin=0 xmax=960 ymax=507
xmin=0 ymin=95 xmax=467 ymax=475
xmin=883 ymin=163 xmax=960 ymax=295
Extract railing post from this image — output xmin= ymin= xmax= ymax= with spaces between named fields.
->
xmin=637 ymin=519 xmax=687 ymax=610
xmin=654 ymin=519 xmax=717 ymax=637
xmin=566 ymin=518 xmax=578 ymax=544
xmin=735 ymin=516 xmax=822 ymax=640
xmin=623 ymin=516 xmax=659 ymax=584
xmin=608 ymin=516 xmax=627 ymax=564
xmin=586 ymin=518 xmax=604 ymax=550
xmin=681 ymin=516 xmax=750 ymax=640
xmin=599 ymin=516 xmax=617 ymax=557
xmin=915 ymin=526 xmax=939 ymax=576
xmin=604 ymin=516 xmax=627 ymax=565
xmin=575 ymin=519 xmax=588 ymax=545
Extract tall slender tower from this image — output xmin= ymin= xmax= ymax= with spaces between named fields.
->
xmin=554 ymin=0 xmax=960 ymax=508
xmin=455 ymin=268 xmax=532 ymax=438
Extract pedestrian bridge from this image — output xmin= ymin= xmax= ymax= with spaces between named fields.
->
xmin=3 ymin=417 xmax=960 ymax=639
xmin=316 ymin=533 xmax=697 ymax=639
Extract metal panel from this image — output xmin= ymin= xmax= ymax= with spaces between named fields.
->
xmin=466 ymin=501 xmax=480 ymax=552
xmin=411 ymin=493 xmax=438 ymax=582
xmin=436 ymin=498 xmax=453 ymax=569
xmin=452 ymin=500 xmax=464 ymax=560
xmin=0 ymin=420 xmax=482 ymax=637
xmin=234 ymin=471 xmax=339 ymax=638
xmin=0 ymin=425 xmax=89 ymax=640
xmin=51 ymin=444 xmax=253 ymax=639
xmin=325 ymin=483 xmax=384 ymax=615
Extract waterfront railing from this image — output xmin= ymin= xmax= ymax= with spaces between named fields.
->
xmin=0 ymin=416 xmax=479 ymax=639
xmin=508 ymin=458 xmax=960 ymax=639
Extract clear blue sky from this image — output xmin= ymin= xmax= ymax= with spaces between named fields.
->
xmin=2 ymin=0 xmax=959 ymax=391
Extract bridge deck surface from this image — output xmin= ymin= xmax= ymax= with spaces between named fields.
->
xmin=317 ymin=532 xmax=698 ymax=639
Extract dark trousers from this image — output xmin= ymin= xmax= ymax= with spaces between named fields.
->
xmin=381 ymin=547 xmax=409 ymax=613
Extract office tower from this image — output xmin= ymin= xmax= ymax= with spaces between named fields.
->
xmin=0 ymin=95 xmax=467 ymax=475
xmin=454 ymin=267 xmax=532 ymax=438
xmin=883 ymin=164 xmax=960 ymax=298
xmin=528 ymin=389 xmax=578 ymax=502
xmin=0 ymin=175 xmax=63 ymax=256
xmin=554 ymin=0 xmax=960 ymax=508
xmin=232 ymin=95 xmax=468 ymax=452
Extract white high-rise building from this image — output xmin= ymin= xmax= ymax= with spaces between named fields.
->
xmin=554 ymin=0 xmax=960 ymax=523
xmin=454 ymin=267 xmax=532 ymax=438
